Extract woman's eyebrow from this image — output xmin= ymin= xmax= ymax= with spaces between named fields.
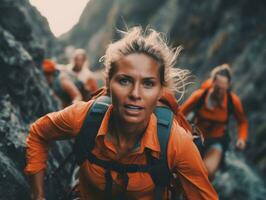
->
xmin=116 ymin=74 xmax=132 ymax=78
xmin=143 ymin=77 xmax=157 ymax=80
xmin=116 ymin=74 xmax=157 ymax=80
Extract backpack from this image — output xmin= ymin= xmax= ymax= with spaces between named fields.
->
xmin=74 ymin=95 xmax=178 ymax=200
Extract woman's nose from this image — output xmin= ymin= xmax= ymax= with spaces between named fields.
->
xmin=129 ymin=84 xmax=141 ymax=100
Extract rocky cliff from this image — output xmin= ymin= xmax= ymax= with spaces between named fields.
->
xmin=0 ymin=0 xmax=70 ymax=199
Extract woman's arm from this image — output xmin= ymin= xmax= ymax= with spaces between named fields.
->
xmin=167 ymin=121 xmax=218 ymax=200
xmin=60 ymin=74 xmax=83 ymax=103
xmin=231 ymin=93 xmax=248 ymax=149
xmin=180 ymin=89 xmax=205 ymax=116
xmin=25 ymin=101 xmax=93 ymax=199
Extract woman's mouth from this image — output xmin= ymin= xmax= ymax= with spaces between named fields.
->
xmin=125 ymin=104 xmax=143 ymax=110
xmin=124 ymin=104 xmax=144 ymax=115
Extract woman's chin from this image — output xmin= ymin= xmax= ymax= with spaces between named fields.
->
xmin=121 ymin=115 xmax=145 ymax=125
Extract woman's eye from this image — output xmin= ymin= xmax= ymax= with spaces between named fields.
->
xmin=143 ymin=80 xmax=154 ymax=88
xmin=119 ymin=78 xmax=131 ymax=86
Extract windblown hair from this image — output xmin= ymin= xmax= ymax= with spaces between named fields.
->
xmin=101 ymin=26 xmax=190 ymax=100
xmin=211 ymin=63 xmax=232 ymax=83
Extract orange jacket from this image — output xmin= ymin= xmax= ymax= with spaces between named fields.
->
xmin=25 ymin=101 xmax=218 ymax=200
xmin=180 ymin=88 xmax=248 ymax=141
xmin=200 ymin=79 xmax=212 ymax=90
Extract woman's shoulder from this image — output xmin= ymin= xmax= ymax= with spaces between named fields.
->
xmin=47 ymin=100 xmax=94 ymax=127
xmin=167 ymin=119 xmax=196 ymax=167
xmin=168 ymin=119 xmax=194 ymax=151
xmin=188 ymin=88 xmax=207 ymax=100
xmin=229 ymin=91 xmax=245 ymax=112
xmin=229 ymin=91 xmax=241 ymax=103
xmin=61 ymin=100 xmax=93 ymax=113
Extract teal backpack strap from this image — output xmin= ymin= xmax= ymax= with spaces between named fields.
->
xmin=155 ymin=106 xmax=174 ymax=164
xmin=74 ymin=96 xmax=111 ymax=165
xmin=227 ymin=91 xmax=235 ymax=120
xmin=194 ymin=89 xmax=208 ymax=115
xmin=147 ymin=106 xmax=174 ymax=200
xmin=222 ymin=91 xmax=235 ymax=146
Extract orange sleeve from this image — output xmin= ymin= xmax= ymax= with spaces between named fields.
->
xmin=180 ymin=89 xmax=205 ymax=116
xmin=231 ymin=93 xmax=248 ymax=141
xmin=200 ymin=79 xmax=213 ymax=90
xmin=167 ymin=121 xmax=218 ymax=200
xmin=24 ymin=101 xmax=93 ymax=175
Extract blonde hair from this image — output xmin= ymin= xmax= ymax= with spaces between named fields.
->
xmin=101 ymin=26 xmax=190 ymax=100
xmin=211 ymin=63 xmax=232 ymax=83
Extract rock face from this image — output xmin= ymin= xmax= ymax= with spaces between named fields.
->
xmin=61 ymin=0 xmax=266 ymax=199
xmin=0 ymin=0 xmax=70 ymax=199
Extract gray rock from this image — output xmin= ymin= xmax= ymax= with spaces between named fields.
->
xmin=0 ymin=0 xmax=71 ymax=199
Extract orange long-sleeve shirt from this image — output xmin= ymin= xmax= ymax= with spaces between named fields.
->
xmin=180 ymin=89 xmax=248 ymax=141
xmin=25 ymin=100 xmax=218 ymax=200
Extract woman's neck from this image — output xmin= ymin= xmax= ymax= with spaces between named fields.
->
xmin=109 ymin=113 xmax=148 ymax=151
xmin=209 ymin=89 xmax=224 ymax=107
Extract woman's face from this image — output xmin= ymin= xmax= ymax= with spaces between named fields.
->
xmin=213 ymin=75 xmax=230 ymax=99
xmin=108 ymin=53 xmax=163 ymax=125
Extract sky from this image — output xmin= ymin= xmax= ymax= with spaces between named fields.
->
xmin=29 ymin=0 xmax=88 ymax=37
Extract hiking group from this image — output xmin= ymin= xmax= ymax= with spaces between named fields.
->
xmin=25 ymin=26 xmax=248 ymax=200
xmin=42 ymin=49 xmax=100 ymax=108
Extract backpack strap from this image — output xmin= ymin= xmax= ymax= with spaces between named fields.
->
xmin=223 ymin=91 xmax=235 ymax=137
xmin=147 ymin=106 xmax=174 ymax=200
xmin=193 ymin=89 xmax=209 ymax=119
xmin=74 ymin=96 xmax=111 ymax=165
xmin=227 ymin=91 xmax=234 ymax=121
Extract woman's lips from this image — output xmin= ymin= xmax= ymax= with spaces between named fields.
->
xmin=124 ymin=104 xmax=144 ymax=115
xmin=125 ymin=104 xmax=143 ymax=109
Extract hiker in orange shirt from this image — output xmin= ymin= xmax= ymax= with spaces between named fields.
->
xmin=180 ymin=64 xmax=248 ymax=180
xmin=25 ymin=27 xmax=218 ymax=200
xmin=42 ymin=59 xmax=83 ymax=108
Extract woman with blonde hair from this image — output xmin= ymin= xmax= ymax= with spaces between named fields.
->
xmin=181 ymin=64 xmax=248 ymax=180
xmin=25 ymin=27 xmax=218 ymax=200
